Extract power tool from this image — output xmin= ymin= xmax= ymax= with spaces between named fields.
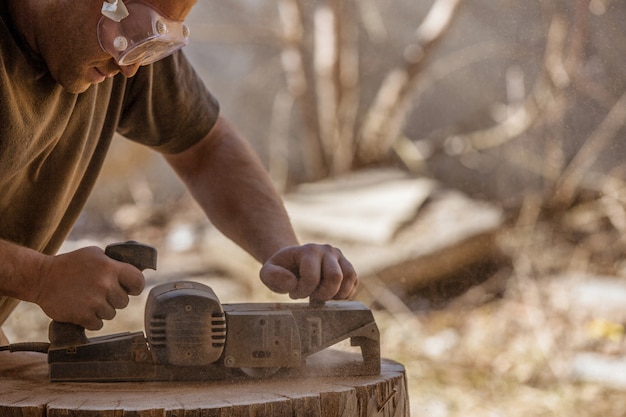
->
xmin=8 ymin=241 xmax=381 ymax=382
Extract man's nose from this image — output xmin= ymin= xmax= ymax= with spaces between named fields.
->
xmin=118 ymin=62 xmax=142 ymax=78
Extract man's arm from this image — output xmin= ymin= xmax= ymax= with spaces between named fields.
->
xmin=0 ymin=239 xmax=145 ymax=330
xmin=163 ymin=116 xmax=358 ymax=301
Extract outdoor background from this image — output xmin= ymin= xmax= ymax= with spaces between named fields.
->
xmin=6 ymin=0 xmax=626 ymax=416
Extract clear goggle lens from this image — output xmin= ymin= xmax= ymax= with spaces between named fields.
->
xmin=97 ymin=1 xmax=189 ymax=66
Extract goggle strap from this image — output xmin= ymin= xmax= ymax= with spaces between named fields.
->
xmin=101 ymin=0 xmax=130 ymax=22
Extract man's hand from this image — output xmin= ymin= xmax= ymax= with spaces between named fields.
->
xmin=259 ymin=244 xmax=358 ymax=301
xmin=34 ymin=246 xmax=145 ymax=330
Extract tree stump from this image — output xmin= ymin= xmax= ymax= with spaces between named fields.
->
xmin=0 ymin=351 xmax=409 ymax=416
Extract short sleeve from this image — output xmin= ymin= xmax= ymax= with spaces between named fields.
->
xmin=116 ymin=51 xmax=220 ymax=154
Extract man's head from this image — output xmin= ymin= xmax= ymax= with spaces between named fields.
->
xmin=8 ymin=0 xmax=197 ymax=94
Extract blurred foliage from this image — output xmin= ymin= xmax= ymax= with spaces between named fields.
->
xmin=180 ymin=0 xmax=626 ymax=201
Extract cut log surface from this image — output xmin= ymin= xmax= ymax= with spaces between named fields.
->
xmin=0 ymin=351 xmax=409 ymax=417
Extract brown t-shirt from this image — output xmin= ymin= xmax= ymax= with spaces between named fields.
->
xmin=0 ymin=5 xmax=219 ymax=323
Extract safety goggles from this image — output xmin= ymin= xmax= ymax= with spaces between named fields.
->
xmin=97 ymin=0 xmax=190 ymax=66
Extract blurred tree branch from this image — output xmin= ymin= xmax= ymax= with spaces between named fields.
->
xmin=358 ymin=0 xmax=464 ymax=165
xmin=276 ymin=0 xmax=325 ymax=181
xmin=274 ymin=0 xmax=464 ymax=183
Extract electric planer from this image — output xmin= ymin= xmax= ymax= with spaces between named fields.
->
xmin=4 ymin=241 xmax=381 ymax=382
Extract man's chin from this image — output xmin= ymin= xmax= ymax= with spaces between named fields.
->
xmin=60 ymin=80 xmax=93 ymax=94
xmin=52 ymin=72 xmax=95 ymax=94
xmin=58 ymin=82 xmax=93 ymax=95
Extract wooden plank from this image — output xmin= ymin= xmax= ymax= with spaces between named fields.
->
xmin=353 ymin=373 xmax=410 ymax=416
xmin=0 ymin=352 xmax=408 ymax=417
xmin=0 ymin=405 xmax=46 ymax=417
xmin=292 ymin=396 xmax=322 ymax=417
xmin=285 ymin=173 xmax=436 ymax=244
xmin=319 ymin=389 xmax=358 ymax=417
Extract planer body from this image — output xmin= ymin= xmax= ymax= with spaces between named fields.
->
xmin=47 ymin=281 xmax=381 ymax=382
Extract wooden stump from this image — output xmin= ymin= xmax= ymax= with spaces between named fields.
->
xmin=0 ymin=351 xmax=409 ymax=416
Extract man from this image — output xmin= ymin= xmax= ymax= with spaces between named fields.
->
xmin=0 ymin=0 xmax=358 ymax=336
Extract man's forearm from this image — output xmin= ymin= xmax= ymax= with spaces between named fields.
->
xmin=164 ymin=116 xmax=300 ymax=263
xmin=165 ymin=115 xmax=359 ymax=301
xmin=0 ymin=239 xmax=45 ymax=303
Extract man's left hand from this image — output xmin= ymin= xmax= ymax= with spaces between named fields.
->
xmin=259 ymin=244 xmax=358 ymax=301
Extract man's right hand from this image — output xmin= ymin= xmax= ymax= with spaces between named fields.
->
xmin=33 ymin=246 xmax=145 ymax=330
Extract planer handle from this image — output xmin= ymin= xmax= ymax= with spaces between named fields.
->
xmin=48 ymin=241 xmax=157 ymax=348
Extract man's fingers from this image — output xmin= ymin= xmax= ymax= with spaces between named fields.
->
xmin=309 ymin=253 xmax=343 ymax=301
xmin=82 ymin=315 xmax=105 ymax=331
xmin=96 ymin=304 xmax=117 ymax=321
xmin=261 ymin=244 xmax=359 ymax=301
xmin=106 ymin=286 xmax=130 ymax=310
xmin=332 ymin=257 xmax=358 ymax=300
xmin=290 ymin=252 xmax=321 ymax=299
xmin=336 ymin=275 xmax=358 ymax=299
xmin=117 ymin=265 xmax=145 ymax=296
xmin=260 ymin=263 xmax=298 ymax=294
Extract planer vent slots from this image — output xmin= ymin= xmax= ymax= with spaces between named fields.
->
xmin=149 ymin=314 xmax=167 ymax=348
xmin=210 ymin=312 xmax=226 ymax=349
